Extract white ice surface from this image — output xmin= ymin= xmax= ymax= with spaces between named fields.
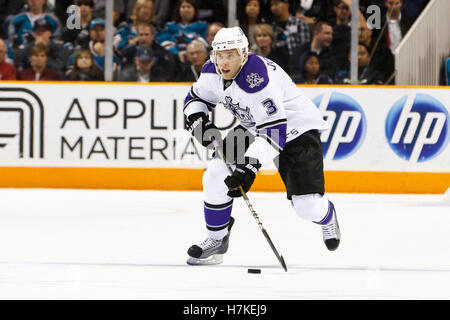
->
xmin=0 ymin=189 xmax=449 ymax=299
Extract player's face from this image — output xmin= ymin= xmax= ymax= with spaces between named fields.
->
xmin=215 ymin=49 xmax=244 ymax=80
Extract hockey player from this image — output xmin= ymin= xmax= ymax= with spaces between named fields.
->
xmin=184 ymin=27 xmax=340 ymax=266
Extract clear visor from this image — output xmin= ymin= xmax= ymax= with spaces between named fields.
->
xmin=211 ymin=48 xmax=247 ymax=65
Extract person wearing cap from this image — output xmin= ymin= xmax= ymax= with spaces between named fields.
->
xmin=118 ymin=23 xmax=176 ymax=80
xmin=118 ymin=46 xmax=165 ymax=82
xmin=66 ymin=18 xmax=120 ymax=75
xmin=8 ymin=0 xmax=62 ymax=48
xmin=88 ymin=18 xmax=106 ymax=45
xmin=62 ymin=0 xmax=95 ymax=48
xmin=17 ymin=17 xmax=65 ymax=76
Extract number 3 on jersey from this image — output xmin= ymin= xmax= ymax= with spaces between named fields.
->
xmin=262 ymin=98 xmax=278 ymax=116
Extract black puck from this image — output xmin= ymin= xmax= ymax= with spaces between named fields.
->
xmin=247 ymin=268 xmax=261 ymax=274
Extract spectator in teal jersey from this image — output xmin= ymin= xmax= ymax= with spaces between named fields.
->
xmin=156 ymin=0 xmax=208 ymax=64
xmin=8 ymin=0 xmax=62 ymax=48
xmin=114 ymin=0 xmax=155 ymax=52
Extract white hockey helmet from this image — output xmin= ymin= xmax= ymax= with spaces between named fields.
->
xmin=211 ymin=26 xmax=249 ymax=56
xmin=210 ymin=27 xmax=249 ymax=74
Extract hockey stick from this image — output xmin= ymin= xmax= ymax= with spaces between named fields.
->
xmin=211 ymin=139 xmax=288 ymax=272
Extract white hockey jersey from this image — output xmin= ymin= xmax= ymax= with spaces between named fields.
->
xmin=183 ymin=53 xmax=328 ymax=165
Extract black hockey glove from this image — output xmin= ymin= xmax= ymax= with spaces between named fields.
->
xmin=224 ymin=157 xmax=261 ymax=198
xmin=187 ymin=112 xmax=221 ymax=148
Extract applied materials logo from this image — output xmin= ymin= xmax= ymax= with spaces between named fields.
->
xmin=314 ymin=92 xmax=367 ymax=160
xmin=385 ymin=93 xmax=449 ymax=162
xmin=0 ymin=88 xmax=44 ymax=159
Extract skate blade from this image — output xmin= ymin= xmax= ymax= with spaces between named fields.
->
xmin=186 ymin=254 xmax=224 ymax=266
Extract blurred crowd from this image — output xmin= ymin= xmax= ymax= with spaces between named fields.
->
xmin=0 ymin=0 xmax=431 ymax=84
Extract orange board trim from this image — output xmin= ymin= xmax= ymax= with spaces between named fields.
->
xmin=0 ymin=167 xmax=448 ymax=194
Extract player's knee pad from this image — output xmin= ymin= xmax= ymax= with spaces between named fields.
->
xmin=202 ymin=158 xmax=232 ymax=203
xmin=291 ymin=193 xmax=329 ymax=222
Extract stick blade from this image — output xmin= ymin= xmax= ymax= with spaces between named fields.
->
xmin=280 ymin=255 xmax=288 ymax=272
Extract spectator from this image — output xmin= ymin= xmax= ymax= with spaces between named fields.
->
xmin=67 ymin=18 xmax=120 ymax=74
xmin=0 ymin=38 xmax=16 ymax=80
xmin=250 ymin=23 xmax=289 ymax=71
xmin=336 ymin=42 xmax=384 ymax=85
xmin=132 ymin=0 xmax=156 ymax=27
xmin=18 ymin=18 xmax=66 ymax=76
xmin=380 ymin=0 xmax=413 ymax=53
xmin=331 ymin=0 xmax=351 ymax=67
xmin=238 ymin=0 xmax=267 ymax=49
xmin=293 ymin=21 xmax=338 ymax=80
xmin=205 ymin=22 xmax=224 ymax=52
xmin=62 ymin=0 xmax=96 ymax=49
xmin=118 ymin=46 xmax=166 ymax=82
xmin=8 ymin=0 xmax=62 ymax=48
xmin=175 ymin=39 xmax=208 ymax=81
xmin=270 ymin=0 xmax=311 ymax=74
xmin=18 ymin=42 xmax=60 ymax=80
xmin=156 ymin=0 xmax=208 ymax=64
xmin=65 ymin=48 xmax=103 ymax=81
xmin=115 ymin=0 xmax=173 ymax=29
xmin=118 ymin=22 xmax=176 ymax=80
xmin=114 ymin=0 xmax=155 ymax=52
xmin=358 ymin=19 xmax=394 ymax=83
xmin=295 ymin=52 xmax=333 ymax=84
xmin=239 ymin=0 xmax=273 ymax=22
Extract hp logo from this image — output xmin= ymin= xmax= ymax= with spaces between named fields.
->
xmin=314 ymin=92 xmax=367 ymax=160
xmin=385 ymin=93 xmax=449 ymax=162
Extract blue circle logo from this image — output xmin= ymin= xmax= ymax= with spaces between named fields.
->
xmin=385 ymin=93 xmax=449 ymax=162
xmin=313 ymin=92 xmax=367 ymax=160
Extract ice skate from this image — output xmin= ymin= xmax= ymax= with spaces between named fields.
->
xmin=187 ymin=217 xmax=235 ymax=266
xmin=320 ymin=202 xmax=340 ymax=251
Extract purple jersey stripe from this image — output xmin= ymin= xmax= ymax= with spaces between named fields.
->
xmin=204 ymin=202 xmax=233 ymax=227
xmin=258 ymin=123 xmax=287 ymax=150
